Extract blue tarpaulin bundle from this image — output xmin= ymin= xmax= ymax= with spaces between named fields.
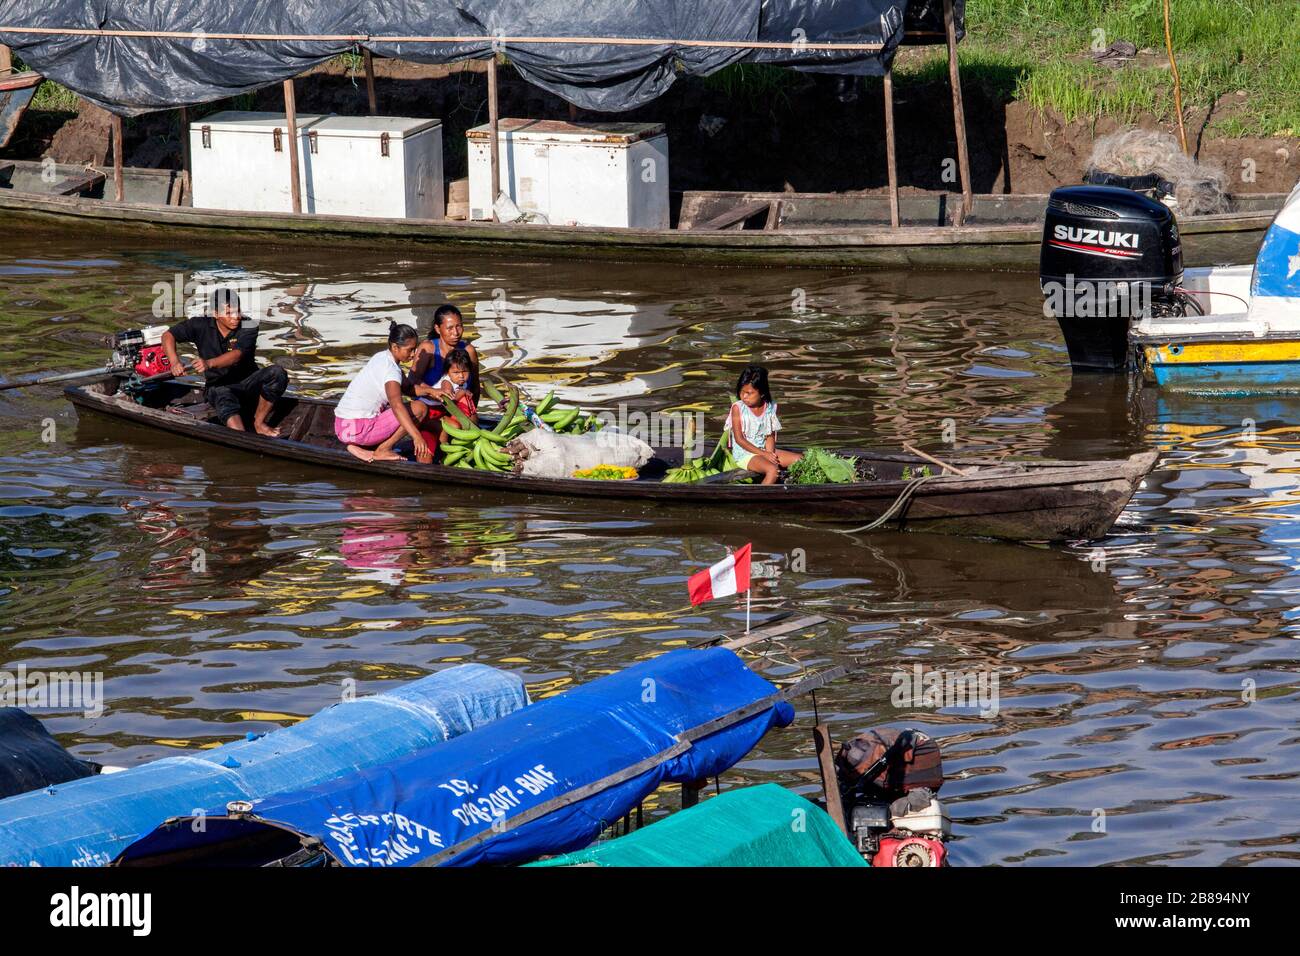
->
xmin=0 ymin=664 xmax=527 ymax=867
xmin=0 ymin=1 xmax=964 ymax=115
xmin=117 ymin=647 xmax=795 ymax=867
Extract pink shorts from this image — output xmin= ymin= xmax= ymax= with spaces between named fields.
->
xmin=335 ymin=408 xmax=402 ymax=447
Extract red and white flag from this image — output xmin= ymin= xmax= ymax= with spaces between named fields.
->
xmin=688 ymin=544 xmax=752 ymax=606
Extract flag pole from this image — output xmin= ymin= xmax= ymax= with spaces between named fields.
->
xmin=745 ymin=587 xmax=751 ymax=634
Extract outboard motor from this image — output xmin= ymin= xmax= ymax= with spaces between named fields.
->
xmin=1040 ymin=185 xmax=1192 ymax=371
xmin=837 ymin=727 xmax=950 ymax=867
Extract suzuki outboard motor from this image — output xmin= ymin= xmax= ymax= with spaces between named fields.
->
xmin=1040 ymin=185 xmax=1190 ymax=371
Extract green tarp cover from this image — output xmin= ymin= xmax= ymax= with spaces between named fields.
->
xmin=529 ymin=783 xmax=866 ymax=868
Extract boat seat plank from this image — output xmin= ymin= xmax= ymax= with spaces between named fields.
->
xmin=763 ymin=200 xmax=783 ymax=231
xmin=694 ymin=199 xmax=776 ymax=231
xmin=701 ymin=468 xmax=752 ymax=484
xmin=52 ymin=171 xmax=106 ymax=196
xmin=283 ymin=404 xmax=318 ymax=444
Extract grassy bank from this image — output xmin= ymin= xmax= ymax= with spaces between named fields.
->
xmin=703 ymin=0 xmax=1297 ymax=138
xmin=907 ymin=0 xmax=1299 ymax=136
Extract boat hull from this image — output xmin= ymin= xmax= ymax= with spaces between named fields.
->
xmin=64 ymin=379 xmax=1156 ymax=541
xmin=0 ymin=162 xmax=1282 ymax=271
xmin=1142 ymin=339 xmax=1300 ymax=395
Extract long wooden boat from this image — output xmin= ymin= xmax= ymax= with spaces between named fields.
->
xmin=1 ymin=158 xmax=1282 ymax=271
xmin=65 ymin=377 xmax=1158 ymax=541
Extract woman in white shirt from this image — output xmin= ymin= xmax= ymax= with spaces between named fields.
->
xmin=334 ymin=323 xmax=432 ymax=463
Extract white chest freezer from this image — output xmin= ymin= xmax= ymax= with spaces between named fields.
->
xmin=190 ymin=111 xmax=445 ymax=220
xmin=467 ymin=119 xmax=669 ymax=229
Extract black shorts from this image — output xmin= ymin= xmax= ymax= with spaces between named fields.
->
xmin=205 ymin=365 xmax=289 ymax=424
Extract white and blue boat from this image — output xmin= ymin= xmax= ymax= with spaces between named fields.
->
xmin=1129 ymin=181 xmax=1300 ymax=394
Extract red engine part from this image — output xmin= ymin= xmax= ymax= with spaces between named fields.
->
xmin=134 ymin=345 xmax=173 ymax=378
xmin=872 ymin=835 xmax=947 ymax=868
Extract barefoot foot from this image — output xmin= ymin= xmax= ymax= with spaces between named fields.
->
xmin=346 ymin=444 xmax=376 ymax=463
xmin=255 ymin=423 xmax=282 ymax=438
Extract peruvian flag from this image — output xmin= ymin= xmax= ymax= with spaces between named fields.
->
xmin=688 ymin=544 xmax=752 ymax=605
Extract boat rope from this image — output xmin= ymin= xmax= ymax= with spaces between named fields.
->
xmin=836 ymin=475 xmax=935 ymax=535
xmin=0 ymin=27 xmax=952 ymax=51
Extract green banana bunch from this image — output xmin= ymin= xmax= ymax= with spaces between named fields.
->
xmin=663 ymin=420 xmax=738 ymax=484
xmin=532 ymin=390 xmax=598 ymax=434
xmin=438 ymin=386 xmax=525 ymax=472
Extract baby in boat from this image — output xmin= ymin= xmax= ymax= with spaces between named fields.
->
xmin=724 ymin=364 xmax=802 ymax=485
xmin=413 ymin=347 xmax=478 ymax=455
xmin=333 ymin=323 xmax=432 ymax=464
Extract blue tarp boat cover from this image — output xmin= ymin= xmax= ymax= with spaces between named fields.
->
xmin=0 ymin=2 xmax=964 ymax=115
xmin=117 ymin=647 xmax=794 ymax=867
xmin=0 ymin=664 xmax=527 ymax=867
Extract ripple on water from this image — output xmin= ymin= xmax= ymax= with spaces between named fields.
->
xmin=0 ymin=237 xmax=1298 ymax=863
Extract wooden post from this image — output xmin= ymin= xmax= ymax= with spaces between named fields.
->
xmin=883 ymin=66 xmax=900 ymax=229
xmin=0 ymin=45 xmax=12 ymax=75
xmin=487 ymin=55 xmax=502 ymax=221
xmin=178 ymin=106 xmax=191 ymax=205
xmin=111 ymin=114 xmax=124 ymax=202
xmin=943 ymin=0 xmax=973 ymax=227
xmin=1162 ymin=0 xmax=1189 ymax=154
xmin=813 ymin=724 xmax=848 ymax=837
xmin=363 ymin=49 xmax=378 ymax=115
xmin=283 ymin=78 xmax=302 ymax=214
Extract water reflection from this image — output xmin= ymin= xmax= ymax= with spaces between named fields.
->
xmin=0 ymin=226 xmax=1297 ymax=865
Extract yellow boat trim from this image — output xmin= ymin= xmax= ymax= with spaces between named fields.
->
xmin=1144 ymin=339 xmax=1300 ymax=365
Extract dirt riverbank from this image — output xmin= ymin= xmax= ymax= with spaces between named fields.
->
xmin=5 ymin=58 xmax=1297 ymax=198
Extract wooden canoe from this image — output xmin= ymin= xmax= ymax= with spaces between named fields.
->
xmin=0 ymin=159 xmax=1283 ymax=271
xmin=65 ymin=378 xmax=1158 ymax=541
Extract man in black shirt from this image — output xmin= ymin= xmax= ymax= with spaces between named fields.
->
xmin=161 ymin=288 xmax=289 ymax=437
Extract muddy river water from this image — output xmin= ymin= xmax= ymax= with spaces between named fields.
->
xmin=1 ymin=225 xmax=1297 ymax=866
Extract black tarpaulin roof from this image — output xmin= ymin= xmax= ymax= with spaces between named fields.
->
xmin=0 ymin=1 xmax=964 ymax=116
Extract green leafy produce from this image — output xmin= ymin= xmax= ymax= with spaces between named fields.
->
xmin=786 ymin=447 xmax=859 ymax=485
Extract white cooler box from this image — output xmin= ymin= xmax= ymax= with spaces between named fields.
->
xmin=191 ymin=111 xmax=444 ymax=219
xmin=468 ymin=119 xmax=669 ymax=229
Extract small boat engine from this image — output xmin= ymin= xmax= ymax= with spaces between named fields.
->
xmin=111 ymin=325 xmax=170 ymax=374
xmin=837 ymin=727 xmax=951 ymax=867
xmin=1040 ymin=185 xmax=1197 ymax=371
xmin=108 ymin=325 xmax=172 ymax=400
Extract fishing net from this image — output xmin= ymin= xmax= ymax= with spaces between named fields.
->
xmin=1088 ymin=128 xmax=1229 ymax=216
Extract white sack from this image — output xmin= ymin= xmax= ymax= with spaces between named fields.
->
xmin=509 ymin=429 xmax=654 ymax=479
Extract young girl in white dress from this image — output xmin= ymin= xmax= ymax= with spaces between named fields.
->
xmin=724 ymin=365 xmax=801 ymax=485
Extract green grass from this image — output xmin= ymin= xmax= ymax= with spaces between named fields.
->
xmin=899 ymin=0 xmax=1299 ymax=137
xmin=701 ymin=63 xmax=798 ymax=111
xmin=30 ymin=81 xmax=79 ymax=113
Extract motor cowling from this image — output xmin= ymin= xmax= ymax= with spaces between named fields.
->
xmin=1040 ymin=185 xmax=1183 ymax=371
